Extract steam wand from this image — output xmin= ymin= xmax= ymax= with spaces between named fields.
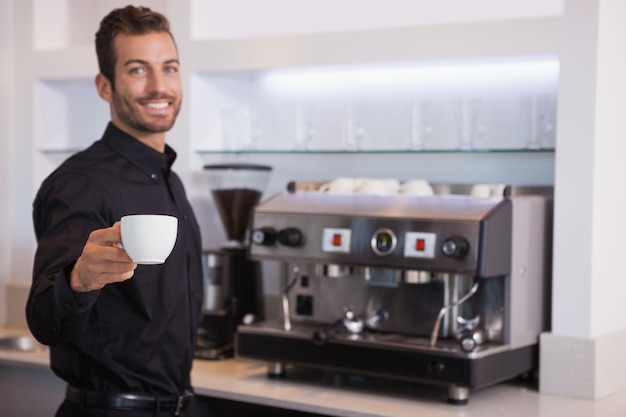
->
xmin=429 ymin=281 xmax=480 ymax=348
xmin=282 ymin=266 xmax=300 ymax=331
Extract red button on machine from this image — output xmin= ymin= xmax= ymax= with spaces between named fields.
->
xmin=404 ymin=231 xmax=436 ymax=258
xmin=322 ymin=228 xmax=352 ymax=253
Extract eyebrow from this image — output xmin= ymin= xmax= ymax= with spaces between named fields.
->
xmin=123 ymin=58 xmax=181 ymax=67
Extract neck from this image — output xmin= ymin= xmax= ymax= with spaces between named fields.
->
xmin=112 ymin=121 xmax=167 ymax=153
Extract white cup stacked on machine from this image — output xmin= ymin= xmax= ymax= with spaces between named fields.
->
xmin=317 ymin=177 xmax=361 ymax=194
xmin=355 ymin=178 xmax=400 ymax=195
xmin=316 ymin=178 xmax=508 ymax=198
xmin=398 ymin=179 xmax=435 ymax=196
xmin=318 ymin=177 xmax=432 ymax=196
xmin=469 ymin=183 xmax=507 ymax=198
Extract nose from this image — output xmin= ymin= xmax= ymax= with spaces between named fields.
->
xmin=146 ymin=70 xmax=167 ymax=93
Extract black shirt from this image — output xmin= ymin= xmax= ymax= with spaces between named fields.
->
xmin=26 ymin=123 xmax=204 ymax=396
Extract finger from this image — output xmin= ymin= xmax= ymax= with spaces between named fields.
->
xmin=82 ymin=237 xmax=133 ymax=264
xmin=72 ymin=254 xmax=136 ymax=292
xmin=81 ymin=244 xmax=135 ymax=269
xmin=87 ymin=224 xmax=122 ymax=247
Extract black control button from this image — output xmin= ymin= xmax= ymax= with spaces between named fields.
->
xmin=441 ymin=236 xmax=469 ymax=259
xmin=277 ymin=228 xmax=303 ymax=247
xmin=300 ymin=275 xmax=309 ymax=288
xmin=295 ymin=294 xmax=314 ymax=316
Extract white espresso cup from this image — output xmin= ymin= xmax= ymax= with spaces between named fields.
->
xmin=120 ymin=214 xmax=178 ymax=265
xmin=355 ymin=179 xmax=399 ymax=195
xmin=399 ymin=179 xmax=434 ymax=196
xmin=470 ymin=183 xmax=507 ymax=198
xmin=318 ymin=177 xmax=358 ymax=194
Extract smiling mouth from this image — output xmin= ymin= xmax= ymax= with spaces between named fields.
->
xmin=146 ymin=102 xmax=170 ymax=110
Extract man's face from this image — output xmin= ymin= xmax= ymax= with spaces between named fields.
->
xmin=107 ymin=32 xmax=182 ymax=138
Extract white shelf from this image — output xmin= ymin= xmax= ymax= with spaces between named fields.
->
xmin=189 ymin=57 xmax=558 ymax=153
xmin=183 ymin=5 xmax=563 ymax=154
xmin=34 ymin=79 xmax=108 ymax=151
xmin=26 ymin=0 xmax=563 ymax=188
xmin=38 ymin=147 xmax=84 ymax=154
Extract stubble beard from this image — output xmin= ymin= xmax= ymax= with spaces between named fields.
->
xmin=112 ymin=90 xmax=181 ymax=133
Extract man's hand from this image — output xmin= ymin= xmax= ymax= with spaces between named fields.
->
xmin=70 ymin=222 xmax=137 ymax=292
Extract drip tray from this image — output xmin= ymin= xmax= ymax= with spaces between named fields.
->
xmin=238 ymin=320 xmax=502 ymax=356
xmin=236 ymin=321 xmax=535 ymax=391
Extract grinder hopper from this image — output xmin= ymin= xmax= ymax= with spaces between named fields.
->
xmin=204 ymin=163 xmax=272 ymax=247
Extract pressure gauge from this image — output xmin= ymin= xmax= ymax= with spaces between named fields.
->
xmin=371 ymin=228 xmax=397 ymax=256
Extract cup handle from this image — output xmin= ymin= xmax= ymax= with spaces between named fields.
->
xmin=318 ymin=183 xmax=331 ymax=192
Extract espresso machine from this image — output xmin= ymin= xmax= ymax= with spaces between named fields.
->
xmin=195 ymin=163 xmax=271 ymax=359
xmin=235 ymin=182 xmax=552 ymax=403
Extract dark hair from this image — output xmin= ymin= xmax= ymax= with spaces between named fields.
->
xmin=95 ymin=5 xmax=174 ymax=86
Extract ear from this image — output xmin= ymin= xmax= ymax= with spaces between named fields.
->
xmin=95 ymin=73 xmax=113 ymax=103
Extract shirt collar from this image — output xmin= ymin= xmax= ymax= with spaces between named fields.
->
xmin=101 ymin=122 xmax=177 ymax=179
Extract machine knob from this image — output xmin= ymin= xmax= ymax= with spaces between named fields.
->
xmin=251 ymin=227 xmax=277 ymax=245
xmin=441 ymin=236 xmax=469 ymax=259
xmin=277 ymin=228 xmax=303 ymax=247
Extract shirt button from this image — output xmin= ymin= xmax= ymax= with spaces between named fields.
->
xmin=79 ymin=302 xmax=88 ymax=308
xmin=150 ymin=173 xmax=158 ymax=180
xmin=64 ymin=302 xmax=71 ymax=310
xmin=183 ymin=215 xmax=188 ymax=221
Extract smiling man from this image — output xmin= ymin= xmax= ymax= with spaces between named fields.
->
xmin=26 ymin=6 xmax=204 ymax=417
xmin=96 ymin=29 xmax=182 ymax=151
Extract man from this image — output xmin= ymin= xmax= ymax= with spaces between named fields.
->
xmin=26 ymin=6 xmax=203 ymax=417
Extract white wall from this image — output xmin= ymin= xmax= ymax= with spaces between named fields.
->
xmin=10 ymin=1 xmax=38 ymax=295
xmin=589 ymin=0 xmax=626 ymax=338
xmin=538 ymin=0 xmax=626 ymax=400
xmin=551 ymin=0 xmax=598 ymax=339
xmin=552 ymin=0 xmax=626 ymax=340
xmin=0 ymin=0 xmax=15 ymax=324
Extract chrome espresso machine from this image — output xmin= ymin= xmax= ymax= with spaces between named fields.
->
xmin=235 ymin=182 xmax=552 ymax=404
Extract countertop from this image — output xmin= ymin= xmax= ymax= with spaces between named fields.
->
xmin=1 ymin=328 xmax=625 ymax=417
xmin=190 ymin=360 xmax=626 ymax=417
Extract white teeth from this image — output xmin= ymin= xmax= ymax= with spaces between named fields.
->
xmin=147 ymin=102 xmax=168 ymax=109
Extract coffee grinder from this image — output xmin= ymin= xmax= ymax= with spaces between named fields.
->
xmin=195 ymin=163 xmax=272 ymax=359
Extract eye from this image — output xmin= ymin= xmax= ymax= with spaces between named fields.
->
xmin=129 ymin=66 xmax=145 ymax=75
xmin=164 ymin=65 xmax=179 ymax=74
